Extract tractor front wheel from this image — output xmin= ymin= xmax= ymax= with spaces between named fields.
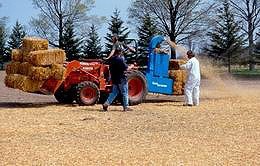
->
xmin=127 ymin=70 xmax=147 ymax=105
xmin=54 ymin=84 xmax=75 ymax=104
xmin=75 ymin=81 xmax=100 ymax=106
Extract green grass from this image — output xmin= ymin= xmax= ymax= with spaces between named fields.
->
xmin=232 ymin=68 xmax=260 ymax=76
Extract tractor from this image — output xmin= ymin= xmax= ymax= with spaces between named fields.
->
xmin=40 ymin=35 xmax=178 ymax=106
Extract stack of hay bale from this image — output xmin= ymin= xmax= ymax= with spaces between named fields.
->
xmin=5 ymin=37 xmax=66 ymax=93
xmin=169 ymin=59 xmax=187 ymax=95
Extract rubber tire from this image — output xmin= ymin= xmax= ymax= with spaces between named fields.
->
xmin=75 ymin=81 xmax=100 ymax=106
xmin=127 ymin=70 xmax=147 ymax=105
xmin=54 ymin=84 xmax=75 ymax=104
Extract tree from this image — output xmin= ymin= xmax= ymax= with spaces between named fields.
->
xmin=229 ymin=0 xmax=260 ymax=70
xmin=0 ymin=20 xmax=7 ymax=63
xmin=137 ymin=13 xmax=158 ymax=66
xmin=30 ymin=0 xmax=94 ymax=48
xmin=7 ymin=20 xmax=26 ymax=52
xmin=129 ymin=0 xmax=215 ymax=58
xmin=62 ymin=21 xmax=81 ymax=61
xmin=83 ymin=24 xmax=102 ymax=59
xmin=105 ymin=9 xmax=130 ymax=52
xmin=207 ymin=0 xmax=244 ymax=73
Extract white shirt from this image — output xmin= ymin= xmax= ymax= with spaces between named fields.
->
xmin=180 ymin=57 xmax=201 ymax=81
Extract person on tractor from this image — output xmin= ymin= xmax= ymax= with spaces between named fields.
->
xmin=102 ymin=34 xmax=134 ymax=112
xmin=104 ymin=34 xmax=135 ymax=61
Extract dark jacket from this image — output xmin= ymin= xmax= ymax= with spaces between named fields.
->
xmin=109 ymin=56 xmax=128 ymax=84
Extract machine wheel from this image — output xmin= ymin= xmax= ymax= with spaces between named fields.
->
xmin=75 ymin=81 xmax=100 ymax=106
xmin=127 ymin=70 xmax=147 ymax=105
xmin=54 ymin=84 xmax=75 ymax=104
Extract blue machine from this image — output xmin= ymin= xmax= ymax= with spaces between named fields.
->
xmin=146 ymin=35 xmax=174 ymax=95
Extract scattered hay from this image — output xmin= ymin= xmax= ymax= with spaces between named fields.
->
xmin=5 ymin=62 xmax=21 ymax=75
xmin=28 ymin=66 xmax=52 ymax=81
xmin=11 ymin=49 xmax=23 ymax=62
xmin=29 ymin=49 xmax=66 ymax=66
xmin=51 ymin=64 xmax=66 ymax=80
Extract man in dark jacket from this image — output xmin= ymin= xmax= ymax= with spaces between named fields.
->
xmin=102 ymin=35 xmax=133 ymax=112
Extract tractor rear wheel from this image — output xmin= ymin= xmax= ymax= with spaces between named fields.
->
xmin=127 ymin=70 xmax=147 ymax=105
xmin=75 ymin=81 xmax=100 ymax=106
xmin=54 ymin=84 xmax=75 ymax=104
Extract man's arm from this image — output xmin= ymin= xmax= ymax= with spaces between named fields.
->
xmin=105 ymin=49 xmax=115 ymax=60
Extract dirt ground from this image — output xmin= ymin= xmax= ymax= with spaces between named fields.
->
xmin=0 ymin=71 xmax=259 ymax=165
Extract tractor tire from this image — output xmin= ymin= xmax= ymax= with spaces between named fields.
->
xmin=75 ymin=81 xmax=100 ymax=106
xmin=127 ymin=70 xmax=147 ymax=105
xmin=54 ymin=84 xmax=75 ymax=104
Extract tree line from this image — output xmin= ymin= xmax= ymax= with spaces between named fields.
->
xmin=0 ymin=0 xmax=260 ymax=72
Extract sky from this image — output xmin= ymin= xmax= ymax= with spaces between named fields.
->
xmin=0 ymin=0 xmax=135 ymax=39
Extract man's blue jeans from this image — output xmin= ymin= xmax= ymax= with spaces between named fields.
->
xmin=105 ymin=80 xmax=129 ymax=109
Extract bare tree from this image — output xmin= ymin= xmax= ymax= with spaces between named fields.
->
xmin=129 ymin=0 xmax=215 ymax=57
xmin=230 ymin=0 xmax=260 ymax=70
xmin=30 ymin=0 xmax=95 ymax=47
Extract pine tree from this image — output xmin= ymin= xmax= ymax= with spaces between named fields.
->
xmin=0 ymin=23 xmax=7 ymax=63
xmin=62 ymin=21 xmax=82 ymax=61
xmin=8 ymin=21 xmax=26 ymax=49
xmin=105 ymin=9 xmax=130 ymax=52
xmin=207 ymin=0 xmax=244 ymax=72
xmin=83 ymin=24 xmax=102 ymax=59
xmin=137 ymin=13 xmax=158 ymax=66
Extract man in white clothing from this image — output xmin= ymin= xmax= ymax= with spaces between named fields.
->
xmin=180 ymin=50 xmax=201 ymax=106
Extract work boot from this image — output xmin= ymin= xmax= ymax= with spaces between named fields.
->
xmin=183 ymin=104 xmax=193 ymax=107
xmin=123 ymin=107 xmax=133 ymax=112
xmin=102 ymin=103 xmax=109 ymax=111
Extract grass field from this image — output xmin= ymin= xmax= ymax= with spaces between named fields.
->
xmin=0 ymin=71 xmax=259 ymax=165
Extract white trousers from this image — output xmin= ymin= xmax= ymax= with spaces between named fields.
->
xmin=184 ymin=79 xmax=200 ymax=105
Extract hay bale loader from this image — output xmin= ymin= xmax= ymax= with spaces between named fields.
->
xmin=40 ymin=59 xmax=148 ymax=106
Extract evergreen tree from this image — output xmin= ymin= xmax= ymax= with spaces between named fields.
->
xmin=62 ymin=21 xmax=81 ymax=61
xmin=83 ymin=24 xmax=102 ymax=59
xmin=0 ymin=23 xmax=7 ymax=63
xmin=105 ymin=9 xmax=130 ymax=52
xmin=255 ymin=32 xmax=260 ymax=59
xmin=8 ymin=21 xmax=26 ymax=49
xmin=137 ymin=13 xmax=158 ymax=66
xmin=207 ymin=0 xmax=244 ymax=72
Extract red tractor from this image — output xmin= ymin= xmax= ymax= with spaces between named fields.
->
xmin=40 ymin=59 xmax=148 ymax=106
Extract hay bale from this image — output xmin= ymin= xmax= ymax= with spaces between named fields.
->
xmin=4 ymin=74 xmax=17 ymax=88
xmin=51 ymin=64 xmax=66 ymax=80
xmin=11 ymin=49 xmax=23 ymax=62
xmin=21 ymin=77 xmax=44 ymax=93
xmin=29 ymin=49 xmax=66 ymax=66
xmin=22 ymin=37 xmax=49 ymax=62
xmin=5 ymin=62 xmax=21 ymax=75
xmin=28 ymin=66 xmax=52 ymax=81
xmin=169 ymin=70 xmax=187 ymax=95
xmin=19 ymin=62 xmax=33 ymax=76
xmin=169 ymin=59 xmax=187 ymax=70
xmin=5 ymin=74 xmax=44 ymax=92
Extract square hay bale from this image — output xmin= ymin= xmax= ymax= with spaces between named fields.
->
xmin=4 ymin=74 xmax=17 ymax=88
xmin=29 ymin=49 xmax=66 ymax=66
xmin=22 ymin=37 xmax=48 ymax=52
xmin=169 ymin=70 xmax=187 ymax=95
xmin=51 ymin=64 xmax=66 ymax=80
xmin=11 ymin=49 xmax=23 ymax=62
xmin=28 ymin=66 xmax=52 ymax=81
xmin=19 ymin=62 xmax=33 ymax=76
xmin=5 ymin=74 xmax=44 ymax=92
xmin=22 ymin=37 xmax=49 ymax=62
xmin=5 ymin=62 xmax=21 ymax=75
xmin=169 ymin=59 xmax=187 ymax=70
xmin=21 ymin=77 xmax=45 ymax=93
